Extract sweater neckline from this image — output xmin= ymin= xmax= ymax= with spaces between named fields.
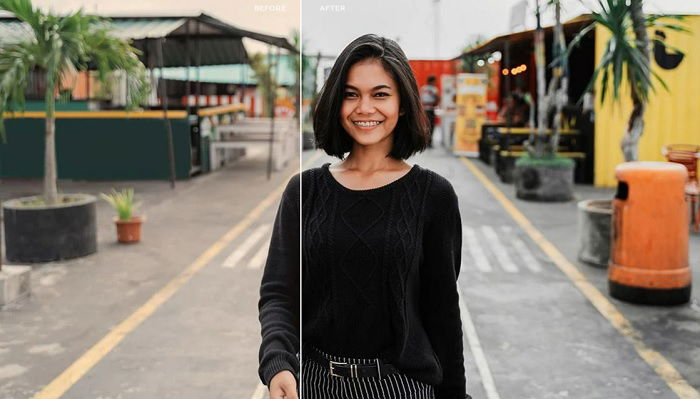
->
xmin=322 ymin=162 xmax=419 ymax=193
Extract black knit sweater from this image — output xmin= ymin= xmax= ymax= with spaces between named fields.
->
xmin=258 ymin=163 xmax=468 ymax=398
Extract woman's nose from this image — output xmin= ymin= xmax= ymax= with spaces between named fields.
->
xmin=356 ymin=96 xmax=375 ymax=114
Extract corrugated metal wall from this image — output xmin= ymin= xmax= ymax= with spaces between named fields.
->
xmin=594 ymin=16 xmax=700 ymax=187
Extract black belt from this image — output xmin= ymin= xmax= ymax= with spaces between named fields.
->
xmin=304 ymin=347 xmax=399 ymax=379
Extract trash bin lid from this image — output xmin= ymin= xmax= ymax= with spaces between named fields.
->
xmin=615 ymin=161 xmax=687 ymax=182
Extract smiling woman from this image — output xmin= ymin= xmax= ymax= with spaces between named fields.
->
xmin=256 ymin=33 xmax=470 ymax=399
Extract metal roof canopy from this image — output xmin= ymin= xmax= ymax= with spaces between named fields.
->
xmin=458 ymin=14 xmax=593 ymax=58
xmin=0 ymin=13 xmax=297 ymax=67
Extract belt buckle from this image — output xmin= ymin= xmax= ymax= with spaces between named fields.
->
xmin=329 ymin=360 xmax=347 ymax=377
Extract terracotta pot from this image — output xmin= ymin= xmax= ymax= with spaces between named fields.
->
xmin=114 ymin=216 xmax=144 ymax=243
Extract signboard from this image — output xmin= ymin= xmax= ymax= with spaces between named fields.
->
xmin=454 ymin=73 xmax=487 ymax=157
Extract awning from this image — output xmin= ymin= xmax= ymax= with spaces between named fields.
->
xmin=0 ymin=13 xmax=297 ymax=67
xmin=458 ymin=14 xmax=593 ymax=57
xmin=153 ymin=54 xmax=297 ymax=86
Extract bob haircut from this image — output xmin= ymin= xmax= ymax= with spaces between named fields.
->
xmin=312 ymin=34 xmax=430 ymax=160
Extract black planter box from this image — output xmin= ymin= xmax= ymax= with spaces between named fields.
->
xmin=3 ymin=194 xmax=98 ymax=263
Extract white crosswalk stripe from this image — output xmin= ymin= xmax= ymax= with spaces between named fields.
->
xmin=247 ymin=234 xmax=271 ymax=270
xmin=502 ymin=226 xmax=543 ymax=273
xmin=463 ymin=225 xmax=493 ymax=272
xmin=222 ymin=223 xmax=271 ymax=268
xmin=461 ymin=225 xmax=543 ymax=274
xmin=481 ymin=225 xmax=519 ymax=273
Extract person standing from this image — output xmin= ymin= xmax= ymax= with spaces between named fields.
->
xmin=257 ymin=34 xmax=470 ymax=399
xmin=420 ymin=75 xmax=441 ymax=148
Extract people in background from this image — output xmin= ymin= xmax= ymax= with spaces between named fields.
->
xmin=420 ymin=75 xmax=441 ymax=148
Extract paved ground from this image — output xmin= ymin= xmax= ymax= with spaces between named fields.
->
xmin=304 ymin=128 xmax=700 ymax=399
xmin=1 ymin=146 xmax=298 ymax=398
xmin=2 ymin=130 xmax=698 ymax=399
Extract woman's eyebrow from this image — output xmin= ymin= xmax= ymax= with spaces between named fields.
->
xmin=345 ymin=84 xmax=393 ymax=91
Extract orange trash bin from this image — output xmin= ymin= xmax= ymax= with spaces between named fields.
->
xmin=609 ymin=161 xmax=692 ymax=305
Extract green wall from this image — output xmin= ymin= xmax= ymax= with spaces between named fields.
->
xmin=0 ymin=118 xmax=192 ymax=180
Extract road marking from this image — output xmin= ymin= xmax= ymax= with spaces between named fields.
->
xmin=247 ymin=235 xmax=271 ymax=270
xmin=31 ymin=169 xmax=306 ymax=399
xmin=480 ymin=225 xmax=518 ymax=273
xmin=463 ymin=225 xmax=493 ymax=272
xmin=458 ymin=280 xmax=502 ymax=399
xmin=460 ymin=157 xmax=700 ymax=399
xmin=251 ymin=382 xmax=267 ymax=399
xmin=502 ymin=226 xmax=542 ymax=273
xmin=222 ymin=223 xmax=270 ymax=268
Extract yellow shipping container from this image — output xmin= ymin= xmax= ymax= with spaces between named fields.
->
xmin=594 ymin=15 xmax=700 ymax=187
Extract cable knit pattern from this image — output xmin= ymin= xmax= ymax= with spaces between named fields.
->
xmin=300 ymin=163 xmax=468 ymax=399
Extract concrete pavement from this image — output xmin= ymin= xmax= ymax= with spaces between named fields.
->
xmin=303 ymin=134 xmax=699 ymax=399
xmin=1 ymin=146 xmax=299 ymax=398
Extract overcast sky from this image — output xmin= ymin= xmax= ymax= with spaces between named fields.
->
xmin=11 ymin=0 xmax=700 ymax=58
xmin=302 ymin=0 xmax=700 ymax=59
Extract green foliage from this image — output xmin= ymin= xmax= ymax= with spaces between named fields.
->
xmin=0 ymin=0 xmax=151 ymax=142
xmin=249 ymin=52 xmax=276 ymax=117
xmin=515 ymin=153 xmax=575 ymax=168
xmin=567 ymin=0 xmax=689 ymax=105
xmin=100 ymin=188 xmax=141 ymax=221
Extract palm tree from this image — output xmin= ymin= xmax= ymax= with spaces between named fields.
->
xmin=569 ymin=0 xmax=687 ymax=161
xmin=527 ymin=0 xmax=567 ymax=158
xmin=0 ymin=0 xmax=150 ymax=205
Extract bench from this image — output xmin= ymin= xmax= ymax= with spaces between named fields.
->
xmin=210 ymin=117 xmax=297 ymax=171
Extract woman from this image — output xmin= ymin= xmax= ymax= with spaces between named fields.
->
xmin=258 ymin=34 xmax=469 ymax=399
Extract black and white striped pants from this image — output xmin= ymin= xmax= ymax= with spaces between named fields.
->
xmin=301 ymin=346 xmax=435 ymax=399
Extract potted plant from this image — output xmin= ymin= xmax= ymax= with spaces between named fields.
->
xmin=0 ymin=0 xmax=150 ymax=262
xmin=514 ymin=0 xmax=575 ymax=202
xmin=569 ymin=0 xmax=687 ymax=266
xmin=101 ymin=189 xmax=144 ymax=244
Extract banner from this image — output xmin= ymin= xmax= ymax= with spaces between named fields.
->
xmin=454 ymin=73 xmax=487 ymax=156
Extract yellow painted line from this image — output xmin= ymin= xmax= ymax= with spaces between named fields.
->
xmin=32 ymin=160 xmax=309 ymax=399
xmin=3 ymin=111 xmax=187 ymax=119
xmin=460 ymin=157 xmax=700 ymax=399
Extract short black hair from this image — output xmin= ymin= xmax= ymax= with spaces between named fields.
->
xmin=312 ymin=34 xmax=430 ymax=160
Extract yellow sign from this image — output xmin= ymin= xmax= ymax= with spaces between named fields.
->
xmin=454 ymin=73 xmax=487 ymax=156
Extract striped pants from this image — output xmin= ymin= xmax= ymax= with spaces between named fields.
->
xmin=301 ymin=346 xmax=435 ymax=399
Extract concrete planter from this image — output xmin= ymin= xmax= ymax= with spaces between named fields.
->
xmin=514 ymin=162 xmax=574 ymax=202
xmin=3 ymin=194 xmax=97 ymax=263
xmin=577 ymin=199 xmax=613 ymax=267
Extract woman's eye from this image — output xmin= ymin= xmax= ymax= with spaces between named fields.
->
xmin=344 ymin=92 xmax=357 ymax=98
xmin=375 ymin=92 xmax=389 ymax=97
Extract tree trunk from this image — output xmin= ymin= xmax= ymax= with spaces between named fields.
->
xmin=44 ymin=81 xmax=58 ymax=205
xmin=623 ymin=0 xmax=650 ymax=162
xmin=551 ymin=1 xmax=567 ymax=155
xmin=1 ymin=210 xmax=3 ymax=271
xmin=534 ymin=0 xmax=547 ymax=157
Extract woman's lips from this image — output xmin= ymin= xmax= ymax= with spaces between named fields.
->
xmin=352 ymin=120 xmax=383 ymax=130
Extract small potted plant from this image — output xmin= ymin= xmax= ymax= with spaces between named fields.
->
xmin=100 ymin=188 xmax=144 ymax=243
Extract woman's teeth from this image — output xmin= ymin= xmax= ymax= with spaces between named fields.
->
xmin=354 ymin=121 xmax=381 ymax=127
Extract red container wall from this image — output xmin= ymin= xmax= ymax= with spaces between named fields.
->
xmin=409 ymin=60 xmax=459 ymax=125
xmin=409 ymin=60 xmax=459 ymax=94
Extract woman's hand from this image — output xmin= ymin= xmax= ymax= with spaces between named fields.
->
xmin=269 ymin=370 xmax=298 ymax=399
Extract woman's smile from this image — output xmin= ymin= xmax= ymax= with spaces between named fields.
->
xmin=352 ymin=120 xmax=384 ymax=130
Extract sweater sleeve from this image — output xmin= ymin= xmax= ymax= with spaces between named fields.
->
xmin=258 ymin=174 xmax=300 ymax=387
xmin=420 ymin=175 xmax=468 ymax=399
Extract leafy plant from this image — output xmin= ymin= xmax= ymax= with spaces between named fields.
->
xmin=568 ymin=0 xmax=689 ymax=161
xmin=100 ymin=188 xmax=141 ymax=221
xmin=0 ymin=0 xmax=151 ymax=204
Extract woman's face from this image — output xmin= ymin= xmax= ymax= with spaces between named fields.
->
xmin=340 ymin=58 xmax=401 ymax=149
